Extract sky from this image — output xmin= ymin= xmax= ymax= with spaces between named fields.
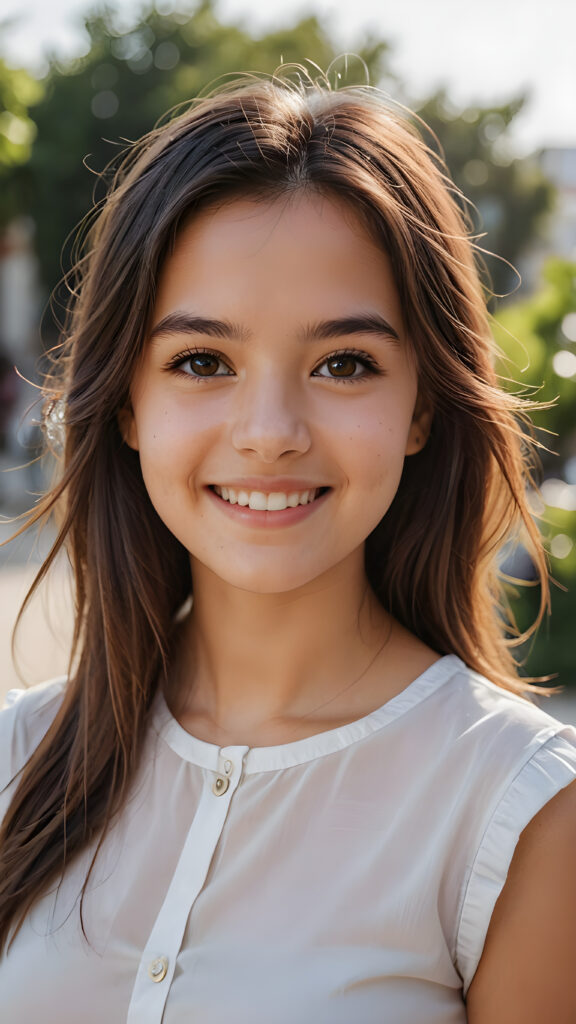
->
xmin=1 ymin=0 xmax=574 ymax=155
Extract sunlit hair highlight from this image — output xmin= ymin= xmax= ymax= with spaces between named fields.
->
xmin=0 ymin=68 xmax=549 ymax=952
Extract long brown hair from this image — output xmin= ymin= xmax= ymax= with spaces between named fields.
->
xmin=0 ymin=71 xmax=549 ymax=952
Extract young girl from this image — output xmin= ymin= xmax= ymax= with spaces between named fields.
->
xmin=1 ymin=73 xmax=575 ymax=1023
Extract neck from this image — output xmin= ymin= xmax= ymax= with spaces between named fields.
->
xmin=170 ymin=553 xmax=394 ymax=739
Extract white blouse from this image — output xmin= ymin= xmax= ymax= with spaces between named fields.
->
xmin=1 ymin=655 xmax=576 ymax=1023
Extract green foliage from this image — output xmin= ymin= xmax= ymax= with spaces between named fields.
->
xmin=494 ymin=260 xmax=576 ymax=463
xmin=0 ymin=58 xmax=44 ymax=224
xmin=513 ymin=524 xmax=576 ymax=685
xmin=494 ymin=260 xmax=576 ymax=685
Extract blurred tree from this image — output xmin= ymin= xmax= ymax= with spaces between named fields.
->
xmin=493 ymin=259 xmax=576 ymax=685
xmin=415 ymin=91 xmax=554 ymax=300
xmin=511 ymin=500 xmax=576 ymax=686
xmin=0 ymin=57 xmax=44 ymax=226
xmin=494 ymin=259 xmax=576 ymax=467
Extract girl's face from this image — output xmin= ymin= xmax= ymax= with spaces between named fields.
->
xmin=123 ymin=192 xmax=430 ymax=595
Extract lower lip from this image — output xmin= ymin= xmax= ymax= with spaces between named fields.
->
xmin=206 ymin=487 xmax=330 ymax=527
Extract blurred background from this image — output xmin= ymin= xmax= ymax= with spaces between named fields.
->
xmin=0 ymin=0 xmax=574 ymax=716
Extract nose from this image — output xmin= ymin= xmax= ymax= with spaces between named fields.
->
xmin=230 ymin=374 xmax=311 ymax=462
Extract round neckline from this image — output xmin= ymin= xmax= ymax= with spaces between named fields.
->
xmin=152 ymin=654 xmax=463 ymax=774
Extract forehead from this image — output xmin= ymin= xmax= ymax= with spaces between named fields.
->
xmin=152 ymin=192 xmax=403 ymax=330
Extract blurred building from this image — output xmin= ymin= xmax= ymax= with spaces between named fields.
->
xmin=0 ymin=217 xmax=44 ymax=507
xmin=520 ymin=147 xmax=576 ymax=290
xmin=0 ymin=217 xmax=42 ymax=366
xmin=541 ymin=148 xmax=576 ymax=257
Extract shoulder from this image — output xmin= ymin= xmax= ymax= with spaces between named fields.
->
xmin=439 ymin=659 xmax=576 ymax=992
xmin=466 ymin=777 xmax=576 ymax=1023
xmin=400 ymin=655 xmax=576 ymax=792
xmin=434 ymin=656 xmax=576 ymax=764
xmin=0 ymin=679 xmax=66 ymax=800
xmin=440 ymin=654 xmax=572 ymax=726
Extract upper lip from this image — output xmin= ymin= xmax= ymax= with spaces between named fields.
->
xmin=208 ymin=478 xmax=329 ymax=492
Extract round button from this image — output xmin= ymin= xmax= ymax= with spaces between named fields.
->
xmin=223 ymin=759 xmax=233 ymax=775
xmin=148 ymin=956 xmax=168 ymax=983
xmin=212 ymin=775 xmax=230 ymax=796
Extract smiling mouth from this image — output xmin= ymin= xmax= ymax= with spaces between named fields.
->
xmin=210 ymin=486 xmax=329 ymax=511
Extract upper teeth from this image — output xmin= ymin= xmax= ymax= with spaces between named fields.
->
xmin=214 ymin=486 xmax=319 ymax=510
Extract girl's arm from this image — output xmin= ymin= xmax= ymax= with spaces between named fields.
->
xmin=466 ymin=778 xmax=576 ymax=1023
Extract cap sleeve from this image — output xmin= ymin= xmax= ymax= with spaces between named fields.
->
xmin=456 ymin=727 xmax=576 ymax=993
xmin=0 ymin=680 xmax=66 ymax=800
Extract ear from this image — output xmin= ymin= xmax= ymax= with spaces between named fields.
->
xmin=118 ymin=405 xmax=139 ymax=451
xmin=405 ymin=391 xmax=433 ymax=456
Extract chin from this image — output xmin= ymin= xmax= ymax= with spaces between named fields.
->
xmin=204 ymin=558 xmax=329 ymax=597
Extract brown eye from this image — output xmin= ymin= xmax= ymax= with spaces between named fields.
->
xmin=313 ymin=350 xmax=381 ymax=381
xmin=189 ymin=353 xmax=221 ymax=376
xmin=169 ymin=350 xmax=233 ymax=378
xmin=325 ymin=355 xmax=359 ymax=377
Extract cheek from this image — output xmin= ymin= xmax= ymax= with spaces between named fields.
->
xmin=335 ymin=404 xmax=413 ymax=489
xmin=135 ymin=393 xmax=218 ymax=457
xmin=358 ymin=443 xmax=406 ymax=509
xmin=133 ymin=398 xmax=214 ymax=501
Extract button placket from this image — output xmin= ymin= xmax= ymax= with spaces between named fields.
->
xmin=211 ymin=749 xmax=239 ymax=794
xmin=212 ymin=750 xmax=236 ymax=797
xmin=127 ymin=745 xmax=249 ymax=1024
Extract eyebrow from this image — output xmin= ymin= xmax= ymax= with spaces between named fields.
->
xmin=149 ymin=311 xmax=401 ymax=344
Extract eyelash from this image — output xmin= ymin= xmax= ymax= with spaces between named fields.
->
xmin=164 ymin=346 xmax=385 ymax=383
xmin=164 ymin=347 xmax=233 ymax=379
xmin=313 ymin=348 xmax=385 ymax=382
